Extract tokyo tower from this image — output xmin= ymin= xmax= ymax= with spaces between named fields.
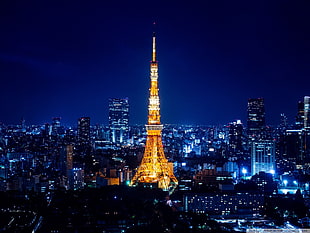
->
xmin=131 ymin=32 xmax=178 ymax=193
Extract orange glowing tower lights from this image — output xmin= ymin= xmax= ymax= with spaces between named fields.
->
xmin=131 ymin=31 xmax=178 ymax=193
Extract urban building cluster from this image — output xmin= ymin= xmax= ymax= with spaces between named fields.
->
xmin=0 ymin=96 xmax=310 ymax=232
xmin=1 ymin=31 xmax=309 ymax=232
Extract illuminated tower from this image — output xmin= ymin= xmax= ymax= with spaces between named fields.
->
xmin=131 ymin=32 xmax=178 ymax=193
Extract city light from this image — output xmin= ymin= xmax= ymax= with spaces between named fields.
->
xmin=269 ymin=169 xmax=275 ymax=175
xmin=0 ymin=4 xmax=309 ymax=231
xmin=241 ymin=168 xmax=247 ymax=175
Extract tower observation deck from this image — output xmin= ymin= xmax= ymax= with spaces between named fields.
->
xmin=131 ymin=32 xmax=178 ymax=193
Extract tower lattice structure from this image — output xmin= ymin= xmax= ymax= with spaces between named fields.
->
xmin=131 ymin=32 xmax=178 ymax=193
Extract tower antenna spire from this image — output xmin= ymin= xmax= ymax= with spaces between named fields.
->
xmin=152 ymin=22 xmax=156 ymax=62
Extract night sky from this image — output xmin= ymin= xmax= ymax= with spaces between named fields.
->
xmin=1 ymin=1 xmax=309 ymax=126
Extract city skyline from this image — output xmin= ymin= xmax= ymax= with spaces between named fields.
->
xmin=1 ymin=1 xmax=309 ymax=126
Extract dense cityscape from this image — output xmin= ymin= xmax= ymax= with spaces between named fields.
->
xmin=1 ymin=2 xmax=310 ymax=233
xmin=0 ymin=94 xmax=309 ymax=232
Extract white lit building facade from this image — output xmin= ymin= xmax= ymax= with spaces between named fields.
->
xmin=251 ymin=140 xmax=275 ymax=176
xmin=108 ymin=98 xmax=129 ymax=145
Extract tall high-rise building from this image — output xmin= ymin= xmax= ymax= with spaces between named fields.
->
xmin=247 ymin=98 xmax=265 ymax=139
xmin=63 ymin=145 xmax=84 ymax=190
xmin=279 ymin=113 xmax=288 ymax=130
xmin=251 ymin=140 xmax=275 ymax=176
xmin=295 ymin=96 xmax=310 ymax=130
xmin=228 ymin=120 xmax=243 ymax=152
xmin=51 ymin=117 xmax=61 ymax=135
xmin=284 ymin=129 xmax=305 ymax=165
xmin=295 ymin=100 xmax=304 ymax=129
xmin=108 ymin=98 xmax=129 ymax=145
xmin=289 ymin=96 xmax=310 ymax=166
xmin=60 ymin=144 xmax=74 ymax=189
xmin=304 ymin=96 xmax=310 ymax=129
xmin=78 ymin=117 xmax=91 ymax=144
xmin=66 ymin=145 xmax=73 ymax=171
xmin=131 ymin=32 xmax=178 ymax=193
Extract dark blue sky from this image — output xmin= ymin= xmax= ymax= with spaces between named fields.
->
xmin=1 ymin=1 xmax=309 ymax=126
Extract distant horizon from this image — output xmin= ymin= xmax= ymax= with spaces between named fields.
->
xmin=0 ymin=99 xmax=303 ymax=128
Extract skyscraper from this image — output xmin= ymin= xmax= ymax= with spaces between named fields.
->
xmin=131 ymin=32 xmax=178 ymax=193
xmin=284 ymin=129 xmax=304 ymax=165
xmin=228 ymin=120 xmax=243 ymax=155
xmin=78 ymin=117 xmax=91 ymax=144
xmin=60 ymin=144 xmax=74 ymax=189
xmin=304 ymin=96 xmax=310 ymax=129
xmin=295 ymin=100 xmax=304 ymax=129
xmin=66 ymin=145 xmax=73 ymax=171
xmin=64 ymin=145 xmax=84 ymax=190
xmin=295 ymin=96 xmax=310 ymax=130
xmin=108 ymin=98 xmax=129 ymax=145
xmin=51 ymin=117 xmax=61 ymax=136
xmin=247 ymin=98 xmax=265 ymax=139
xmin=251 ymin=140 xmax=275 ymax=176
xmin=279 ymin=113 xmax=288 ymax=130
xmin=288 ymin=96 xmax=310 ymax=166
